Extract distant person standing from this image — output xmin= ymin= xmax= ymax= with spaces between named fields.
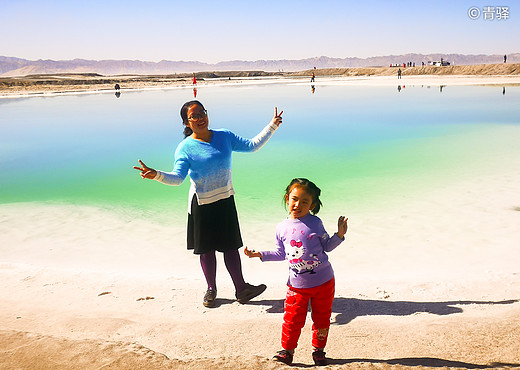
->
xmin=504 ymin=54 xmax=507 ymax=63
xmin=311 ymin=72 xmax=315 ymax=82
xmin=192 ymin=73 xmax=197 ymax=85
xmin=397 ymin=68 xmax=402 ymax=79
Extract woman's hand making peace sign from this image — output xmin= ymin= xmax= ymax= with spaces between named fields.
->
xmin=133 ymin=159 xmax=157 ymax=180
xmin=271 ymin=107 xmax=283 ymax=127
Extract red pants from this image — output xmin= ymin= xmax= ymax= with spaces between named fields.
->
xmin=281 ymin=278 xmax=335 ymax=350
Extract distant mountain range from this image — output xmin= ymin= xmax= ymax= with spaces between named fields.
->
xmin=1 ymin=53 xmax=518 ymax=77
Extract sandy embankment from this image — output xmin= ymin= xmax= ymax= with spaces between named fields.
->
xmin=1 ymin=75 xmax=520 ymax=369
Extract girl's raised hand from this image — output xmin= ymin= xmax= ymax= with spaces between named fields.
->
xmin=244 ymin=246 xmax=262 ymax=259
xmin=133 ymin=159 xmax=157 ymax=180
xmin=336 ymin=216 xmax=348 ymax=239
xmin=271 ymin=107 xmax=283 ymax=127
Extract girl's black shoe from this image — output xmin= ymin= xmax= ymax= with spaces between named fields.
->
xmin=312 ymin=350 xmax=327 ymax=366
xmin=272 ymin=349 xmax=293 ymax=365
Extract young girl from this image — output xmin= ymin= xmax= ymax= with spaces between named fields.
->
xmin=245 ymin=178 xmax=348 ymax=366
xmin=134 ymin=100 xmax=283 ymax=308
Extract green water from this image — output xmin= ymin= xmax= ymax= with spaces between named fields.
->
xmin=1 ymin=83 xmax=519 ymax=220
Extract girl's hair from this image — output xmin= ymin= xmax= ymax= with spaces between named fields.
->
xmin=180 ymin=100 xmax=206 ymax=137
xmin=284 ymin=178 xmax=323 ymax=214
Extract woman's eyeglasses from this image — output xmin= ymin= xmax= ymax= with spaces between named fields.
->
xmin=188 ymin=110 xmax=208 ymax=121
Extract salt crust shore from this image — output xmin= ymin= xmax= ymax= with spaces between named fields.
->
xmin=2 ymin=74 xmax=520 ymax=99
xmin=1 ymin=77 xmax=520 ymax=369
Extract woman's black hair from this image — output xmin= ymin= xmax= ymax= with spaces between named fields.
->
xmin=284 ymin=178 xmax=323 ymax=214
xmin=180 ymin=100 xmax=206 ymax=137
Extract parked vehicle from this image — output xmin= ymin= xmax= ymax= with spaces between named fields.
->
xmin=427 ymin=60 xmax=450 ymax=66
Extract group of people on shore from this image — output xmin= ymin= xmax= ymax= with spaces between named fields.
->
xmin=134 ymin=99 xmax=348 ymax=365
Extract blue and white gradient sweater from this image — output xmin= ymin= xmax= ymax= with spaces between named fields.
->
xmin=153 ymin=122 xmax=278 ymax=211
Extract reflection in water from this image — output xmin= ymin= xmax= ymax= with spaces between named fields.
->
xmin=503 ymin=86 xmax=506 ymax=95
xmin=440 ymin=85 xmax=445 ymax=93
xmin=193 ymin=88 xmax=197 ymax=98
xmin=115 ymin=91 xmax=121 ymax=98
xmin=311 ymin=85 xmax=315 ymax=94
xmin=397 ymin=85 xmax=401 ymax=92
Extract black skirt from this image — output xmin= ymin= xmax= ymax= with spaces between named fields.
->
xmin=187 ymin=195 xmax=243 ymax=255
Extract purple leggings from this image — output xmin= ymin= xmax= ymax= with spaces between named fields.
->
xmin=200 ymin=249 xmax=246 ymax=292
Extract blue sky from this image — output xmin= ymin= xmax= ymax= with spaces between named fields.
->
xmin=1 ymin=0 xmax=517 ymax=62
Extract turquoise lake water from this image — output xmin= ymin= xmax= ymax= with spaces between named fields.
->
xmin=1 ymin=82 xmax=519 ymax=221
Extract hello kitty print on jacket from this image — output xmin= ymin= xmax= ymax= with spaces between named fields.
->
xmin=286 ymin=239 xmax=322 ymax=275
xmin=287 ymin=239 xmax=304 ymax=263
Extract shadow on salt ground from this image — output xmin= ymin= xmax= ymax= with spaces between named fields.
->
xmin=330 ymin=297 xmax=520 ymax=325
xmin=245 ymin=298 xmax=520 ymax=369
xmin=247 ymin=297 xmax=519 ymax=325
xmin=211 ymin=298 xmax=237 ymax=308
xmin=284 ymin=358 xmax=520 ymax=369
xmin=327 ymin=358 xmax=520 ymax=369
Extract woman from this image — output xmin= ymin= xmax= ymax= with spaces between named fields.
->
xmin=134 ymin=100 xmax=283 ymax=308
